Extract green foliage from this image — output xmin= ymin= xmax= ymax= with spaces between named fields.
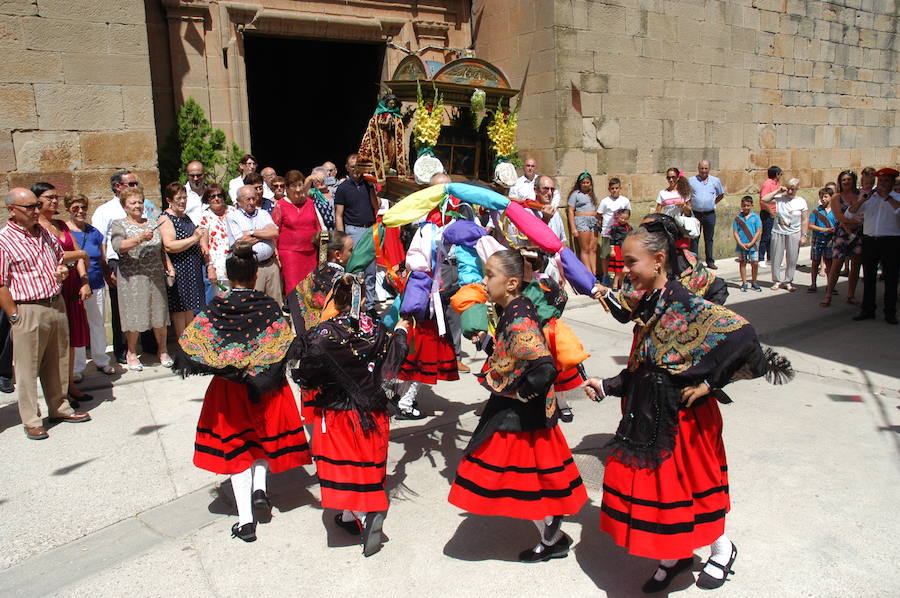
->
xmin=158 ymin=98 xmax=245 ymax=189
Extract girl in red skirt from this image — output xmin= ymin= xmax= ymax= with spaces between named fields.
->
xmin=175 ymin=243 xmax=312 ymax=543
xmin=448 ymin=250 xmax=588 ymax=562
xmin=606 ymin=207 xmax=631 ymax=291
xmin=585 ymin=223 xmax=792 ymax=592
xmin=291 ymin=273 xmax=410 ymax=557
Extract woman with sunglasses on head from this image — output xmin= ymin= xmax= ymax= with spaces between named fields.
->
xmin=585 ymin=221 xmax=792 ymax=593
xmin=821 ymin=170 xmax=863 ymax=306
xmin=197 ymin=183 xmax=233 ymax=301
xmin=656 ymin=167 xmax=692 ymax=218
xmin=64 ymin=193 xmax=116 ymax=380
xmin=33 ymin=183 xmax=93 ymax=405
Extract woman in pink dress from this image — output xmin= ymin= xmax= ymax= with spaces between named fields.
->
xmin=273 ymin=171 xmax=322 ymax=293
xmin=33 ymin=182 xmax=93 ymax=406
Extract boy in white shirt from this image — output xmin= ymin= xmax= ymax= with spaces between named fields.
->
xmin=598 ymin=177 xmax=631 ymax=283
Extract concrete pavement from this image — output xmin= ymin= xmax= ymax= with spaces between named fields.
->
xmin=0 ymin=256 xmax=897 ymax=597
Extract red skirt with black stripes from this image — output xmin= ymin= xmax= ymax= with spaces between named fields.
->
xmin=600 ymin=397 xmax=730 ymax=560
xmin=194 ymin=376 xmax=311 ymax=475
xmin=313 ymin=408 xmax=390 ymax=512
xmin=399 ymin=319 xmax=459 ymax=384
xmin=448 ymin=426 xmax=588 ymax=520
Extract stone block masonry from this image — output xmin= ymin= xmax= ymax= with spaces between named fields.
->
xmin=0 ymin=1 xmax=159 ymax=223
xmin=475 ymin=0 xmax=898 ymax=260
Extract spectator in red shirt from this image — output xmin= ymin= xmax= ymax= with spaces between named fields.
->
xmin=0 ymin=188 xmax=92 ymax=440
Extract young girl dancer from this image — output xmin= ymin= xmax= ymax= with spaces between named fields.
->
xmin=292 ymin=274 xmax=410 ymax=557
xmin=176 ymin=243 xmax=311 ymax=543
xmin=585 ymin=223 xmax=792 ymax=592
xmin=448 ymin=250 xmax=588 ymax=562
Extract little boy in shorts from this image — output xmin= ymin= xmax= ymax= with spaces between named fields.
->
xmin=732 ymin=195 xmax=762 ymax=291
xmin=807 ymin=187 xmax=836 ymax=293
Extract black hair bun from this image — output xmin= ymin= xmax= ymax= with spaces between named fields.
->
xmin=232 ymin=241 xmax=255 ymax=260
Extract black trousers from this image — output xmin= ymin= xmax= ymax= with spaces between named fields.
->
xmin=860 ymin=235 xmax=899 ymax=318
xmin=690 ymin=209 xmax=717 ymax=264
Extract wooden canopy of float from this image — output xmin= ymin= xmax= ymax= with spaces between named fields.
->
xmin=385 ymin=56 xmax=520 ymax=109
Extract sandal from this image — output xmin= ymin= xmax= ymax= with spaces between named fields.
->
xmin=785 ymin=283 xmax=796 ymax=292
xmin=771 ymin=283 xmax=781 ymax=291
xmin=100 ymin=365 xmax=115 ymax=375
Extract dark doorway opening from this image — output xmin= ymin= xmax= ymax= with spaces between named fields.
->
xmin=243 ymin=35 xmax=385 ymax=177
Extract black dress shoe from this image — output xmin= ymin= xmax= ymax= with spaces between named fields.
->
xmin=706 ymin=262 xmax=718 ymax=270
xmin=334 ymin=513 xmax=361 ymax=535
xmin=559 ymin=407 xmax=574 ymax=423
xmin=116 ymin=354 xmax=127 ymax=365
xmin=362 ymin=512 xmax=385 ymax=557
xmin=641 ymin=557 xmax=693 ymax=593
xmin=852 ymin=312 xmax=875 ymax=321
xmin=696 ymin=542 xmax=736 ymax=589
xmin=252 ymin=489 xmax=271 ymax=511
xmin=886 ymin=314 xmax=898 ymax=325
xmin=518 ymin=533 xmax=572 ymax=562
xmin=0 ymin=376 xmax=13 ymax=394
xmin=231 ymin=521 xmax=257 ymax=542
xmin=395 ymin=405 xmax=427 ymax=420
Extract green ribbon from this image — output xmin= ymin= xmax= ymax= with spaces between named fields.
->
xmin=374 ymin=100 xmax=400 ymax=116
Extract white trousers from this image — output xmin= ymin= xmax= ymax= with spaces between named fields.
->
xmin=770 ymin=231 xmax=800 ymax=284
xmin=74 ymin=287 xmax=110 ymax=374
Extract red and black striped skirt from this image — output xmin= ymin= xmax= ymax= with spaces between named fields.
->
xmin=194 ymin=376 xmax=311 ymax=475
xmin=399 ymin=319 xmax=459 ymax=384
xmin=600 ymin=398 xmax=730 ymax=560
xmin=448 ymin=426 xmax=588 ymax=520
xmin=314 ymin=408 xmax=390 ymax=512
xmin=554 ymin=367 xmax=584 ymax=392
xmin=607 ymin=244 xmax=625 ymax=272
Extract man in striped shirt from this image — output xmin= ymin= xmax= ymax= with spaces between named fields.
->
xmin=0 ymin=188 xmax=92 ymax=440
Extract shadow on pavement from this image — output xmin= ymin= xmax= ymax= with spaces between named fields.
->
xmin=442 ymin=513 xmax=541 ymax=562
xmin=52 ymin=458 xmax=97 ymax=476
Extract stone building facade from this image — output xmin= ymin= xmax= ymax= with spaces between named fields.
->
xmin=1 ymin=0 xmax=897 ymax=219
xmin=474 ymin=0 xmax=898 ymax=202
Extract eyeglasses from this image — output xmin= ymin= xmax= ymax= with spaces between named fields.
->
xmin=208 ymin=193 xmax=224 ymax=199
xmin=666 ymin=175 xmax=677 ymax=180
xmin=187 ymin=173 xmax=205 ymax=179
xmin=253 ymin=185 xmax=263 ymax=191
xmin=70 ymin=205 xmax=88 ymax=211
xmin=12 ymin=202 xmax=41 ymax=211
xmin=271 ymin=184 xmax=285 ymax=189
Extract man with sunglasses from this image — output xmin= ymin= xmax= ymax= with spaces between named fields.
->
xmin=0 ymin=188 xmax=93 ymax=440
xmin=184 ymin=161 xmax=207 ymax=223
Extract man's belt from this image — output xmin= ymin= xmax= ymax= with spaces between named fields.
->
xmin=693 ymin=209 xmax=715 ymax=215
xmin=18 ymin=294 xmax=60 ymax=305
xmin=257 ymin=256 xmax=276 ymax=267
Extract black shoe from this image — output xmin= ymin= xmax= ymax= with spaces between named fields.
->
xmin=706 ymin=262 xmax=718 ymax=270
xmin=886 ymin=314 xmax=898 ymax=325
xmin=852 ymin=312 xmax=875 ymax=321
xmin=395 ymin=406 xmax=427 ymax=420
xmin=518 ymin=533 xmax=572 ymax=562
xmin=116 ymin=354 xmax=127 ymax=365
xmin=806 ymin=285 xmax=817 ymax=293
xmin=696 ymin=542 xmax=736 ymax=590
xmin=362 ymin=512 xmax=385 ymax=557
xmin=231 ymin=521 xmax=257 ymax=542
xmin=334 ymin=513 xmax=361 ymax=536
xmin=0 ymin=376 xmax=13 ymax=394
xmin=252 ymin=489 xmax=272 ymax=522
xmin=642 ymin=557 xmax=694 ymax=593
xmin=559 ymin=407 xmax=574 ymax=423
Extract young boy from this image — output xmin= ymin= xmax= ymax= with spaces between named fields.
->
xmin=607 ymin=208 xmax=632 ymax=291
xmin=733 ymin=196 xmax=762 ymax=291
xmin=597 ymin=177 xmax=631 ymax=284
xmin=807 ymin=187 xmax=836 ymax=293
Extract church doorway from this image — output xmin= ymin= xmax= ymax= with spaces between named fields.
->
xmin=243 ymin=35 xmax=386 ymax=177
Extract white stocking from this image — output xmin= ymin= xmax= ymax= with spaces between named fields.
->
xmin=251 ymin=459 xmax=268 ymax=493
xmin=230 ymin=468 xmax=253 ymax=526
xmin=703 ymin=534 xmax=733 ymax=580
xmin=398 ymin=381 xmax=419 ymax=411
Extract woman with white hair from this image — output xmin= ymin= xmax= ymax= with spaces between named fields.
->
xmin=761 ymin=178 xmax=809 ymax=291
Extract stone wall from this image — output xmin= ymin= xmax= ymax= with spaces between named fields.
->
xmin=0 ymin=0 xmax=159 ymax=221
xmin=476 ymin=0 xmax=899 ymax=208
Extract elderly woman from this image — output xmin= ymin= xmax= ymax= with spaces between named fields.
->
xmin=159 ymin=182 xmax=206 ymax=338
xmin=309 ymin=166 xmax=336 ymax=230
xmin=109 ymin=187 xmax=172 ymax=370
xmin=33 ymin=183 xmax=93 ymax=404
xmin=198 ymin=183 xmax=233 ymax=302
xmin=761 ymin=177 xmax=809 ymax=292
xmin=272 ymin=171 xmax=322 ymax=293
xmin=64 ymin=193 xmax=115 ymax=379
xmin=565 ymin=172 xmax=599 ymax=275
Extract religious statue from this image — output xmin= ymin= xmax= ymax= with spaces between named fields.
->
xmin=357 ymin=93 xmax=410 ymax=183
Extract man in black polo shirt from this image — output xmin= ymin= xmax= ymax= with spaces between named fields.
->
xmin=335 ymin=153 xmax=380 ymax=310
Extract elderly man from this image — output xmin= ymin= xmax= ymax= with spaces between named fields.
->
xmin=335 ymin=153 xmax=380 ymax=311
xmin=228 ymin=154 xmax=258 ymax=201
xmin=535 ymin=175 xmax=567 ymax=244
xmin=509 ymin=157 xmax=561 ymax=208
xmin=243 ymin=172 xmax=274 ymax=213
xmin=260 ymin=166 xmax=277 ymax=200
xmin=184 ymin=161 xmax=207 ymax=223
xmin=0 ymin=188 xmax=92 ymax=439
xmin=323 ymin=161 xmax=342 ymax=194
xmin=688 ymin=159 xmax=726 ymax=269
xmin=225 ymin=185 xmax=282 ymax=304
xmin=849 ymin=167 xmax=900 ymax=325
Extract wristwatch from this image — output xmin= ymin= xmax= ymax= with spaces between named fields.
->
xmin=8 ymin=312 xmax=19 ymax=324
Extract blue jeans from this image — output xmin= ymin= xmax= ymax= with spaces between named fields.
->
xmin=345 ymin=224 xmax=377 ymax=308
xmin=690 ymin=209 xmax=717 ymax=264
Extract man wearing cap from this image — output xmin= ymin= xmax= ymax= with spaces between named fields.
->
xmin=848 ymin=167 xmax=900 ymax=325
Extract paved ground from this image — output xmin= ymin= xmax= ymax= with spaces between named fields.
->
xmin=0 ymin=257 xmax=897 ymax=598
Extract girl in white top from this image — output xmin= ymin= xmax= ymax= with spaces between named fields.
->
xmin=762 ymin=178 xmax=808 ymax=291
xmin=655 ymin=167 xmax=692 ymax=217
